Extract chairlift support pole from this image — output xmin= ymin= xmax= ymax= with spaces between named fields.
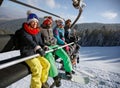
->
xmin=0 ymin=42 xmax=74 ymax=70
xmin=71 ymin=0 xmax=86 ymax=29
xmin=70 ymin=8 xmax=82 ymax=29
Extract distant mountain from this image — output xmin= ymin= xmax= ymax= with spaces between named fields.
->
xmin=0 ymin=18 xmax=26 ymax=33
xmin=75 ymin=23 xmax=120 ymax=31
xmin=0 ymin=18 xmax=57 ymax=34
xmin=0 ymin=7 xmax=25 ymax=21
xmin=0 ymin=18 xmax=44 ymax=34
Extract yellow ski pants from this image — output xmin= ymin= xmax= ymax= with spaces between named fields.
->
xmin=25 ymin=56 xmax=50 ymax=88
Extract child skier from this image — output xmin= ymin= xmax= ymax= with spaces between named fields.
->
xmin=53 ymin=19 xmax=76 ymax=73
xmin=53 ymin=20 xmax=65 ymax=45
xmin=53 ymin=20 xmax=70 ymax=55
xmin=15 ymin=13 xmax=50 ymax=88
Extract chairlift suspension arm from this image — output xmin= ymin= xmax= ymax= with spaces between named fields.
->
xmin=71 ymin=7 xmax=82 ymax=29
xmin=9 ymin=0 xmax=83 ymax=25
xmin=9 ymin=0 xmax=65 ymax=21
xmin=71 ymin=0 xmax=84 ymax=29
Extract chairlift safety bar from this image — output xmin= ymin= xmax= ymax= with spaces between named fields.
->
xmin=0 ymin=42 xmax=74 ymax=69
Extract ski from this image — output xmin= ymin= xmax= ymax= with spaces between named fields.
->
xmin=75 ymin=69 xmax=96 ymax=78
xmin=59 ymin=72 xmax=89 ymax=84
xmin=50 ymin=72 xmax=89 ymax=88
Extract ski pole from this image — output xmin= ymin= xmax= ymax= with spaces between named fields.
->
xmin=0 ymin=42 xmax=74 ymax=69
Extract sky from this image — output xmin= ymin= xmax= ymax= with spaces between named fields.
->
xmin=0 ymin=0 xmax=120 ymax=23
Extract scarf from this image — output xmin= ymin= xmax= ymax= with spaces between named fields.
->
xmin=24 ymin=23 xmax=40 ymax=35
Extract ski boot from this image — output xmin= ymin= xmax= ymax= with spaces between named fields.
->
xmin=65 ymin=72 xmax=72 ymax=79
xmin=53 ymin=76 xmax=61 ymax=87
xmin=42 ymin=82 xmax=49 ymax=88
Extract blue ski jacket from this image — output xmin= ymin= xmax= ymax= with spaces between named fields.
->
xmin=53 ymin=26 xmax=65 ymax=45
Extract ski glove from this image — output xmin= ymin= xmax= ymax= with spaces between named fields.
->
xmin=36 ymin=48 xmax=45 ymax=57
xmin=43 ymin=46 xmax=49 ymax=51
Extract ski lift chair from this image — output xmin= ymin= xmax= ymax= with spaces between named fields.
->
xmin=0 ymin=34 xmax=31 ymax=88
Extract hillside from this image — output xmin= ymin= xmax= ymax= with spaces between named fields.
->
xmin=75 ymin=23 xmax=120 ymax=31
xmin=74 ymin=23 xmax=120 ymax=46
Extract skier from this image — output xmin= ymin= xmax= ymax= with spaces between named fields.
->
xmin=15 ymin=12 xmax=50 ymax=88
xmin=40 ymin=16 xmax=73 ymax=87
xmin=53 ymin=20 xmax=70 ymax=52
xmin=64 ymin=18 xmax=81 ymax=66
xmin=64 ymin=19 xmax=73 ymax=43
xmin=53 ymin=20 xmax=65 ymax=45
xmin=53 ymin=20 xmax=70 ymax=62
xmin=53 ymin=19 xmax=77 ymax=74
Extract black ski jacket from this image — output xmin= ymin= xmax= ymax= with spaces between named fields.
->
xmin=15 ymin=23 xmax=45 ymax=57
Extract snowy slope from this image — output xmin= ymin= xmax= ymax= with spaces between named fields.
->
xmin=79 ymin=47 xmax=120 ymax=74
xmin=0 ymin=47 xmax=120 ymax=88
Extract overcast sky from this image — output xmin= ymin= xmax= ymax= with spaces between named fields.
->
xmin=0 ymin=0 xmax=120 ymax=23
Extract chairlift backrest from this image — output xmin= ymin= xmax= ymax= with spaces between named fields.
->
xmin=0 ymin=34 xmax=30 ymax=88
xmin=0 ymin=0 xmax=3 ymax=6
xmin=0 ymin=34 xmax=15 ymax=53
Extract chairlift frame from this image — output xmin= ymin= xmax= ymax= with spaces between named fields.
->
xmin=0 ymin=1 xmax=85 ymax=87
xmin=9 ymin=0 xmax=83 ymax=28
xmin=0 ymin=0 xmax=84 ymax=69
xmin=0 ymin=0 xmax=85 ymax=69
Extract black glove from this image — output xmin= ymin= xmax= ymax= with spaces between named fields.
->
xmin=74 ymin=37 xmax=81 ymax=44
xmin=43 ymin=46 xmax=49 ymax=51
xmin=77 ymin=57 xmax=79 ymax=63
xmin=36 ymin=48 xmax=45 ymax=57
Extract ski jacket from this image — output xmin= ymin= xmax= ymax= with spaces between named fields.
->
xmin=64 ymin=26 xmax=75 ymax=43
xmin=64 ymin=26 xmax=70 ymax=39
xmin=15 ymin=23 xmax=45 ymax=57
xmin=41 ymin=26 xmax=57 ymax=46
xmin=53 ymin=26 xmax=65 ymax=45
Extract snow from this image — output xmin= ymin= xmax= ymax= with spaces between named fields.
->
xmin=79 ymin=47 xmax=120 ymax=74
xmin=0 ymin=47 xmax=120 ymax=88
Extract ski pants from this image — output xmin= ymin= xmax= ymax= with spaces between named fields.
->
xmin=25 ymin=56 xmax=50 ymax=88
xmin=45 ymin=45 xmax=72 ymax=77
